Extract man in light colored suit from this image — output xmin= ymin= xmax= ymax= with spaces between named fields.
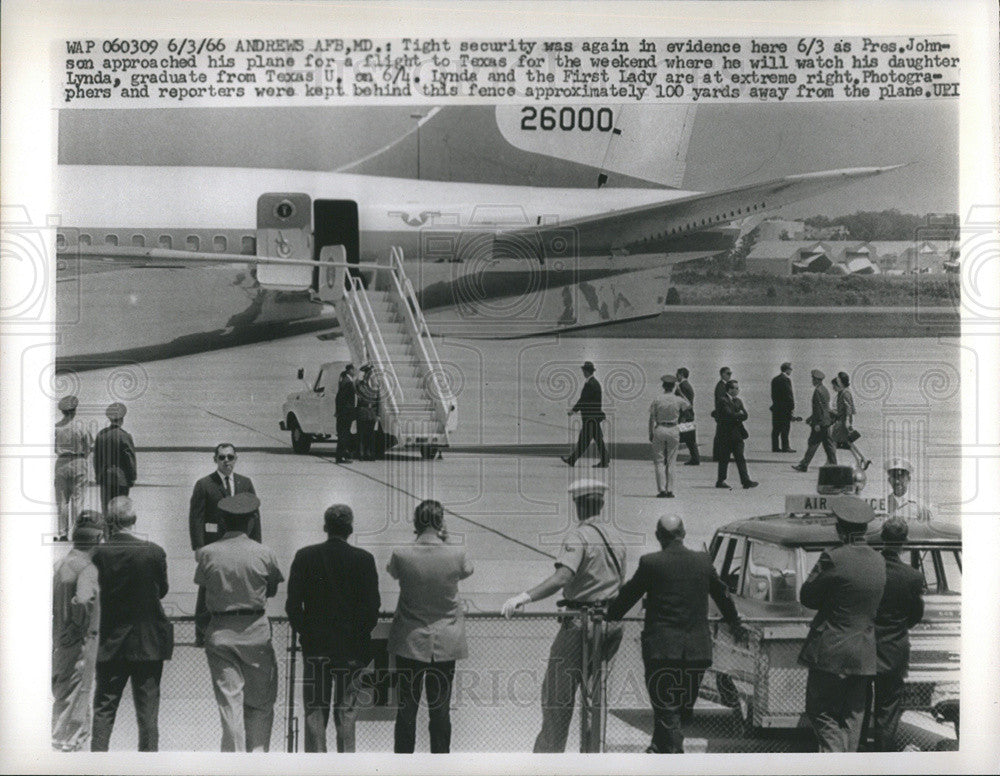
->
xmin=387 ymin=500 xmax=473 ymax=753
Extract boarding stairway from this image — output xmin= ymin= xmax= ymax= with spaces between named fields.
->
xmin=334 ymin=246 xmax=456 ymax=457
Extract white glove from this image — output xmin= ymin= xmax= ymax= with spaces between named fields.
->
xmin=501 ymin=592 xmax=531 ymax=619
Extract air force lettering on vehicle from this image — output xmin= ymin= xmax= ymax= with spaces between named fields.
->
xmin=784 ymin=494 xmax=888 ymax=516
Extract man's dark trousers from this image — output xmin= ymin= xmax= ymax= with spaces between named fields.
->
xmin=567 ymin=417 xmax=608 ymax=465
xmin=91 ymin=659 xmax=163 ymax=751
xmin=806 ymin=669 xmax=870 ymax=752
xmin=335 ymin=415 xmax=354 ymax=461
xmin=771 ymin=412 xmax=792 ymax=452
xmin=644 ymin=659 xmax=706 ymax=753
xmin=302 ymin=656 xmax=364 ymax=752
xmin=717 ymin=435 xmax=751 ymax=485
xmin=394 ymin=656 xmax=457 ymax=753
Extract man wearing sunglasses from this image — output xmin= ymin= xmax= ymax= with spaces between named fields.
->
xmin=189 ymin=443 xmax=261 ymax=645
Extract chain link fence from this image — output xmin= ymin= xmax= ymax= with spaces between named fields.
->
xmin=103 ymin=614 xmax=958 ymax=753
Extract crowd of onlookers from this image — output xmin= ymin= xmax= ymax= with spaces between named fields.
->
xmin=52 ymin=369 xmax=935 ymax=753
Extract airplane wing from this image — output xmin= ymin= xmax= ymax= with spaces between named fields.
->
xmin=521 ymin=165 xmax=906 ymax=252
xmin=56 ymin=244 xmax=327 ymax=268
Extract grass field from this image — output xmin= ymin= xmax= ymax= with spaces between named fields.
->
xmin=668 ymin=271 xmax=961 ymax=307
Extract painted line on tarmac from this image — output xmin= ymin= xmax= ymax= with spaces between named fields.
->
xmin=172 ymin=394 xmax=557 ymax=561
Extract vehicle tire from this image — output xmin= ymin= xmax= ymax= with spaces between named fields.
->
xmin=419 ymin=445 xmax=439 ymax=460
xmin=289 ymin=418 xmax=312 ymax=454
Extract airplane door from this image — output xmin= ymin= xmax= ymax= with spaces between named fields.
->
xmin=256 ymin=193 xmax=313 ymax=288
xmin=314 ymin=200 xmax=360 ymax=290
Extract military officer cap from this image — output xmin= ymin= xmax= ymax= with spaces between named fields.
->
xmin=885 ymin=457 xmax=913 ymax=474
xmin=811 ymin=369 xmax=825 ymax=380
xmin=105 ymin=402 xmax=127 ymax=421
xmin=828 ymin=494 xmax=876 ymax=525
xmin=568 ymin=478 xmax=607 ymax=499
xmin=581 ymin=360 xmax=596 ymax=373
xmin=58 ymin=395 xmax=79 ymax=413
xmin=217 ymin=492 xmax=260 ymax=516
xmin=660 ymin=373 xmax=678 ymax=384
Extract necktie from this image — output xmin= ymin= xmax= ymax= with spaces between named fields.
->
xmin=225 ymin=476 xmax=232 ymax=496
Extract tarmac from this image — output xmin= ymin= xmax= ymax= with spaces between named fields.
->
xmin=55 ymin=330 xmax=962 ymax=615
xmin=50 ymin=330 xmax=962 ymax=751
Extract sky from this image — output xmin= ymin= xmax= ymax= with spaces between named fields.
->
xmin=58 ymin=100 xmax=957 ymax=218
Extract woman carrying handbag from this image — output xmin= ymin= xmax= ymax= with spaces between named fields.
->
xmin=831 ymin=372 xmax=871 ymax=471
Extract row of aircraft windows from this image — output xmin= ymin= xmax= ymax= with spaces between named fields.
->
xmin=57 ymin=232 xmax=257 ymax=253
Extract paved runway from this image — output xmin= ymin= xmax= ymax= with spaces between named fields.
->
xmin=54 ymin=331 xmax=962 ymax=617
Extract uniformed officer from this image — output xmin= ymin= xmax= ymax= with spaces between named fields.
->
xmin=194 ymin=493 xmax=284 ymax=752
xmin=869 ymin=517 xmax=924 ymax=751
xmin=648 ymin=374 xmax=690 ymax=497
xmin=93 ymin=402 xmax=137 ymax=514
xmin=54 ymin=395 xmax=93 ymax=541
xmin=501 ymin=479 xmax=626 ymax=753
xmin=798 ymin=495 xmax=886 ymax=752
xmin=885 ymin=458 xmax=933 ymax=523
xmin=793 ymin=369 xmax=838 ymax=472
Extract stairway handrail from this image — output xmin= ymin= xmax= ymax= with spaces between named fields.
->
xmin=344 ymin=276 xmax=401 ymax=417
xmin=388 ymin=246 xmax=456 ymax=417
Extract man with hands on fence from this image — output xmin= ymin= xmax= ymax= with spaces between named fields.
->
xmin=606 ymin=515 xmax=743 ymax=754
xmin=501 ymin=478 xmax=626 ymax=753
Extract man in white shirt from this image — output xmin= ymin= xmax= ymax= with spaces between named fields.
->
xmin=885 ymin=458 xmax=933 ymax=523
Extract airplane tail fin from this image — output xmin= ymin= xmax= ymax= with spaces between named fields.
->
xmin=338 ymin=105 xmax=696 ymax=189
xmin=494 ymin=104 xmax=697 ymax=188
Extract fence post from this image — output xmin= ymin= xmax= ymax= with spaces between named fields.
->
xmin=286 ymin=626 xmax=298 ymax=752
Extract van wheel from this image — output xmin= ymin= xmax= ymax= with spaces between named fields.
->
xmin=289 ymin=419 xmax=312 ymax=454
xmin=420 ymin=445 xmax=439 ymax=460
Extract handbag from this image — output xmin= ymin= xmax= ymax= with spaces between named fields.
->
xmin=678 ymin=421 xmax=695 ymax=434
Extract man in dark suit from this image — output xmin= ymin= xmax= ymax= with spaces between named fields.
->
xmin=90 ymin=497 xmax=173 ymax=751
xmin=676 ymin=367 xmax=699 ymax=465
xmin=869 ymin=518 xmax=924 ymax=751
xmin=189 ymin=443 xmax=261 ymax=645
xmin=793 ymin=369 xmax=838 ymax=472
xmin=770 ymin=362 xmax=796 ymax=453
xmin=715 ymin=380 xmax=758 ymax=490
xmin=286 ymin=504 xmax=380 ymax=752
xmin=355 ymin=364 xmax=381 ymax=460
xmin=607 ymin=515 xmax=742 ymax=753
xmin=189 ymin=443 xmax=261 ymax=550
xmin=798 ymin=496 xmax=886 ymax=752
xmin=711 ymin=366 xmax=732 ymax=462
xmin=335 ymin=364 xmax=357 ymax=463
xmin=561 ymin=361 xmax=609 ymax=468
xmin=93 ymin=402 xmax=137 ymax=514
